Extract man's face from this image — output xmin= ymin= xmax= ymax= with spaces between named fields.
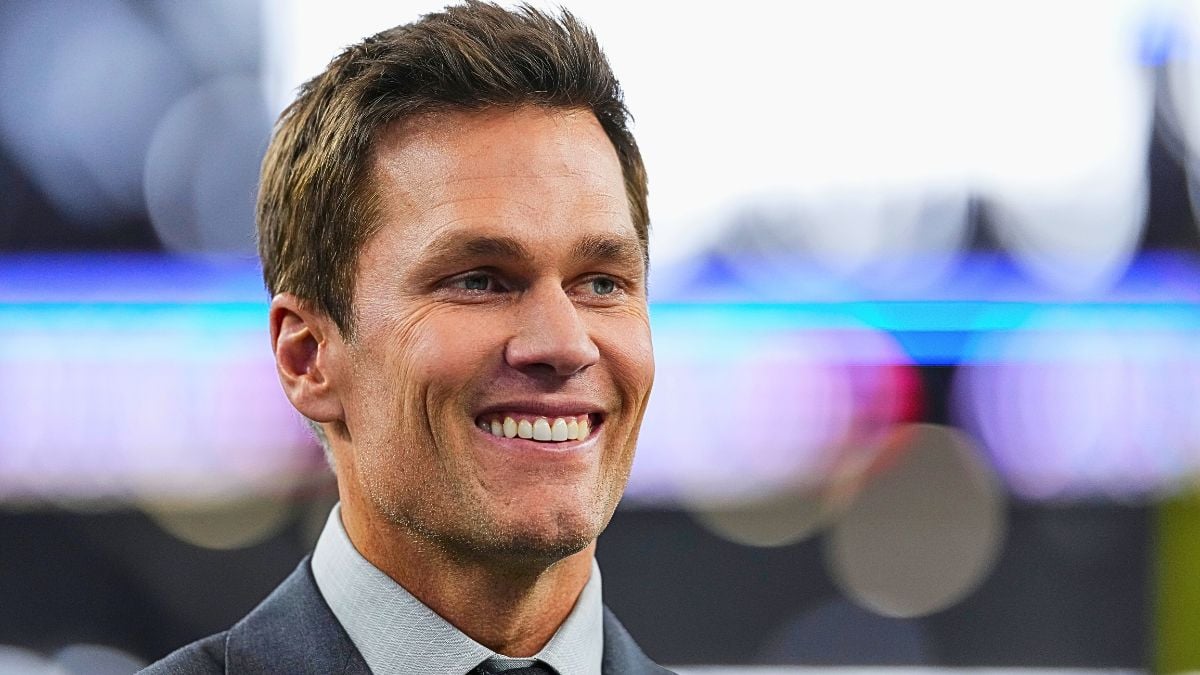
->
xmin=331 ymin=107 xmax=653 ymax=561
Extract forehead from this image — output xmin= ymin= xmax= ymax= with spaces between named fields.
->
xmin=367 ymin=106 xmax=631 ymax=242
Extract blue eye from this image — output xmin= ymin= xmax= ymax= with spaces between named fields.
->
xmin=460 ymin=273 xmax=493 ymax=291
xmin=591 ymin=277 xmax=616 ymax=295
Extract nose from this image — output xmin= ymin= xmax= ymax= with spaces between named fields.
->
xmin=504 ymin=284 xmax=600 ymax=377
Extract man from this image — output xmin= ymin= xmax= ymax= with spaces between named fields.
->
xmin=143 ymin=2 xmax=666 ymax=674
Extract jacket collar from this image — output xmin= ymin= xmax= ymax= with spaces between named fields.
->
xmin=601 ymin=606 xmax=675 ymax=675
xmin=225 ymin=557 xmax=370 ymax=674
xmin=225 ymin=556 xmax=672 ymax=675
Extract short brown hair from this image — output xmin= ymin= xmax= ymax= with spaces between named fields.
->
xmin=257 ymin=1 xmax=649 ymax=336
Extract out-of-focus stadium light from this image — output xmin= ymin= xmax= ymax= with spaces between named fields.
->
xmin=0 ymin=0 xmax=190 ymax=227
xmin=634 ymin=323 xmax=917 ymax=504
xmin=973 ymin=1 xmax=1152 ymax=293
xmin=4 ymin=253 xmax=1200 ymax=502
xmin=144 ymin=75 xmax=272 ymax=254
xmin=825 ymin=424 xmax=1006 ymax=618
xmin=52 ymin=643 xmax=146 ymax=675
xmin=652 ymin=325 xmax=920 ymax=547
xmin=953 ymin=313 xmax=1200 ymax=500
xmin=0 ymin=645 xmax=59 ymax=675
xmin=0 ymin=257 xmax=323 ymax=502
xmin=142 ymin=493 xmax=295 ymax=550
xmin=263 ymin=1 xmax=1153 ymax=286
xmin=707 ymin=189 xmax=973 ymax=297
xmin=689 ymin=487 xmax=848 ymax=549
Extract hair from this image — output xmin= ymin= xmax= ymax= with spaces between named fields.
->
xmin=256 ymin=0 xmax=649 ymax=340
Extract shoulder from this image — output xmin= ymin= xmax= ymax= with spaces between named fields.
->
xmin=138 ymin=632 xmax=225 ymax=674
xmin=139 ymin=556 xmax=367 ymax=675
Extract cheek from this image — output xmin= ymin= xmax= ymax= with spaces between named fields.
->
xmin=376 ymin=306 xmax=505 ymax=414
xmin=597 ymin=317 xmax=655 ymax=409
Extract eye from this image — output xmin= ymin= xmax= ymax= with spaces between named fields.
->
xmin=453 ymin=272 xmax=500 ymax=292
xmin=589 ymin=277 xmax=617 ymax=295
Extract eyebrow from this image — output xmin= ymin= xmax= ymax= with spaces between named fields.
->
xmin=570 ymin=233 xmax=647 ymax=270
xmin=417 ymin=234 xmax=535 ymax=272
xmin=416 ymin=231 xmax=647 ymax=272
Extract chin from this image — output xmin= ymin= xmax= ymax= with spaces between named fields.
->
xmin=444 ymin=506 xmax=606 ymax=565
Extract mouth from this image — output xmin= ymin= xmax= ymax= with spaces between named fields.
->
xmin=473 ymin=412 xmax=604 ymax=444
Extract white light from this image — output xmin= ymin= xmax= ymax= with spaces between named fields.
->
xmin=144 ymin=75 xmax=272 ymax=253
xmin=261 ymin=1 xmax=1155 ymax=277
xmin=0 ymin=1 xmax=189 ymax=225
xmin=826 ymin=424 xmax=1006 ymax=618
xmin=143 ymin=493 xmax=294 ymax=550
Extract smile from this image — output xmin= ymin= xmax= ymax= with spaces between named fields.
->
xmin=474 ymin=413 xmax=599 ymax=443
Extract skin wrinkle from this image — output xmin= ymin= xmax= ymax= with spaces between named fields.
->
xmin=406 ymin=233 xmax=646 ymax=300
xmin=274 ymin=105 xmax=654 ymax=656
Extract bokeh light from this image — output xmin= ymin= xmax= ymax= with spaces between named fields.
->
xmin=974 ymin=2 xmax=1152 ymax=293
xmin=710 ymin=189 xmax=972 ymax=297
xmin=0 ymin=0 xmax=1196 ymax=669
xmin=634 ymin=320 xmax=919 ymax=507
xmin=0 ymin=0 xmax=189 ymax=226
xmin=0 ymin=646 xmax=62 ymax=675
xmin=688 ymin=485 xmax=851 ymax=550
xmin=0 ymin=299 xmax=321 ymax=501
xmin=52 ymin=644 xmax=145 ymax=675
xmin=142 ymin=493 xmax=295 ymax=550
xmin=144 ymin=76 xmax=272 ymax=254
xmin=825 ymin=424 xmax=1006 ymax=618
xmin=954 ymin=313 xmax=1200 ymax=500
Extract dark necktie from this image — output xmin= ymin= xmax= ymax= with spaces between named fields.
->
xmin=470 ymin=658 xmax=558 ymax=675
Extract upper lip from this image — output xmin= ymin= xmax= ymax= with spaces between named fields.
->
xmin=473 ymin=400 xmax=606 ymax=420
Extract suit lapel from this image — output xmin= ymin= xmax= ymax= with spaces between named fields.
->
xmin=223 ymin=557 xmax=370 ymax=675
xmin=222 ymin=556 xmax=670 ymax=675
xmin=602 ymin=606 xmax=675 ymax=675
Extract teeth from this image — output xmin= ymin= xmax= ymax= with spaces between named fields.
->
xmin=482 ymin=415 xmax=595 ymax=443
xmin=552 ymin=418 xmax=569 ymax=441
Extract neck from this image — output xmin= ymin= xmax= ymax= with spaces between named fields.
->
xmin=340 ymin=495 xmax=595 ymax=657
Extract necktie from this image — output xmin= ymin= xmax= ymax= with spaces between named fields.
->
xmin=470 ymin=658 xmax=558 ymax=675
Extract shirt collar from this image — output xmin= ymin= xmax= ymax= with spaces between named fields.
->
xmin=311 ymin=503 xmax=604 ymax=675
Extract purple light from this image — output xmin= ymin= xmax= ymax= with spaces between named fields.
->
xmin=953 ymin=324 xmax=1200 ymax=499
xmin=629 ymin=326 xmax=919 ymax=502
xmin=0 ymin=328 xmax=322 ymax=500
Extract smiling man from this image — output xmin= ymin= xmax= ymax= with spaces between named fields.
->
xmin=142 ymin=2 xmax=664 ymax=675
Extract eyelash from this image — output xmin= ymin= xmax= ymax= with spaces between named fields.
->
xmin=446 ymin=272 xmax=623 ymax=298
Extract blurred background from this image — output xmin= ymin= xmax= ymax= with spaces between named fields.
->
xmin=3 ymin=0 xmax=1200 ymax=672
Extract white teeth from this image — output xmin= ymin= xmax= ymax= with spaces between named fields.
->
xmin=484 ymin=415 xmax=595 ymax=442
xmin=551 ymin=418 xmax=569 ymax=441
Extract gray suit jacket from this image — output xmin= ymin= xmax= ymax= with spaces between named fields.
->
xmin=141 ymin=557 xmax=672 ymax=674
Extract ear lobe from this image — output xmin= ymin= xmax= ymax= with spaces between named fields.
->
xmin=269 ymin=293 xmax=344 ymax=425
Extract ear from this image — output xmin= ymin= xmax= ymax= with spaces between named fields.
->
xmin=269 ymin=293 xmax=345 ymax=425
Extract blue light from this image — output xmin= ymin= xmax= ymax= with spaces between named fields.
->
xmin=4 ymin=253 xmax=1200 ymax=366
